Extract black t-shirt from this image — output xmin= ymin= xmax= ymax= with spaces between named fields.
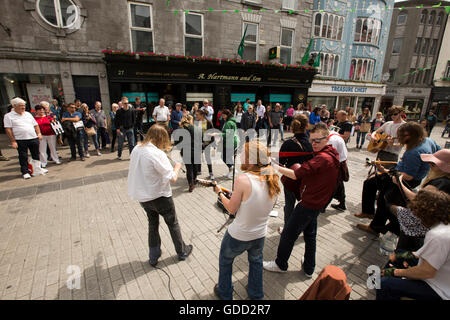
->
xmin=133 ymin=102 xmax=147 ymax=123
xmin=279 ymin=133 xmax=314 ymax=168
xmin=337 ymin=121 xmax=353 ymax=135
xmin=424 ymin=177 xmax=450 ymax=195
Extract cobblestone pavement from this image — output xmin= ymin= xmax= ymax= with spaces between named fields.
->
xmin=0 ymin=125 xmax=448 ymax=300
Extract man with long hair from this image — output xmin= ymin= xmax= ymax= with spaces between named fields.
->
xmin=213 ymin=141 xmax=280 ymax=300
xmin=128 ymin=125 xmax=193 ymax=267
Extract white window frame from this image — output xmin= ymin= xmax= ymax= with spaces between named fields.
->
xmin=282 ymin=0 xmax=298 ymax=11
xmin=397 ymin=12 xmax=407 ymax=25
xmin=312 ymin=12 xmax=344 ymax=41
xmin=316 ymin=52 xmax=340 ymax=78
xmin=36 ymin=0 xmax=80 ymax=29
xmin=354 ymin=17 xmax=382 ymax=45
xmin=128 ymin=1 xmax=155 ymax=53
xmin=184 ymin=12 xmax=204 ymax=57
xmin=280 ymin=28 xmax=294 ymax=65
xmin=350 ymin=58 xmax=375 ymax=81
xmin=243 ymin=22 xmax=259 ymax=61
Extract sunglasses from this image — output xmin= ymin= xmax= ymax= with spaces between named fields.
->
xmin=310 ymin=136 xmax=327 ymax=144
xmin=391 ymin=113 xmax=399 ymax=116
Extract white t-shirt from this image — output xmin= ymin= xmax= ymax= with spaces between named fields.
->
xmin=328 ymin=132 xmax=348 ymax=162
xmin=234 ymin=111 xmax=243 ymax=124
xmin=128 ymin=142 xmax=175 ymax=202
xmin=152 ymin=105 xmax=170 ymax=122
xmin=415 ymin=223 xmax=450 ymax=300
xmin=256 ymin=105 xmax=266 ymax=118
xmin=3 ymin=110 xmax=38 ymax=140
xmin=227 ymin=174 xmax=276 ymax=241
xmin=201 ymin=106 xmax=214 ymax=122
xmin=378 ymin=121 xmax=405 ymax=155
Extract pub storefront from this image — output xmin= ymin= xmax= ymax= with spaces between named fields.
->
xmin=104 ymin=53 xmax=317 ymax=122
xmin=429 ymin=87 xmax=450 ymax=121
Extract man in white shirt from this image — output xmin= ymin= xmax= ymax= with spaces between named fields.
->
xmin=201 ymin=99 xmax=214 ymax=123
xmin=152 ymin=98 xmax=171 ymax=130
xmin=326 ymin=125 xmax=349 ymax=212
xmin=4 ymin=97 xmax=45 ymax=179
xmin=255 ymin=100 xmax=266 ymax=137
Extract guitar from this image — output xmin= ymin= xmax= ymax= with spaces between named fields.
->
xmin=364 ymin=159 xmax=398 ymax=167
xmin=367 ymin=132 xmax=397 ymax=153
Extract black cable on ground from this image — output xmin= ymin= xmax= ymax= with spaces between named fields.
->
xmin=153 ymin=265 xmax=175 ymax=300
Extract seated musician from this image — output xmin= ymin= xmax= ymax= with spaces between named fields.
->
xmin=357 ymin=122 xmax=440 ymax=252
xmin=213 ymin=141 xmax=280 ymax=300
xmin=355 ymin=105 xmax=406 ymax=219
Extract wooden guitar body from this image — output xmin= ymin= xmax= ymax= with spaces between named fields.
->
xmin=367 ymin=132 xmax=389 ymax=153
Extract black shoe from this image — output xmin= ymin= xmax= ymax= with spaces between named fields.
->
xmin=69 ymin=157 xmax=76 ymax=162
xmin=331 ymin=203 xmax=346 ymax=212
xmin=178 ymin=244 xmax=193 ymax=261
xmin=214 ymin=284 xmax=223 ymax=300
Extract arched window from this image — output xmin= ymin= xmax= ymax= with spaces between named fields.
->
xmin=333 ymin=55 xmax=339 ymax=77
xmin=322 ymin=14 xmax=328 ymax=38
xmin=428 ymin=11 xmax=435 ymax=24
xmin=338 ymin=17 xmax=344 ymax=40
xmin=420 ymin=10 xmax=428 ymax=24
xmin=327 ymin=15 xmax=333 ymax=39
xmin=323 ymin=54 xmax=329 ymax=75
xmin=355 ymin=19 xmax=362 ymax=41
xmin=436 ymin=12 xmax=444 ymax=25
xmin=361 ymin=19 xmax=368 ymax=42
xmin=332 ymin=16 xmax=338 ymax=40
xmin=37 ymin=0 xmax=79 ymax=29
xmin=314 ymin=13 xmax=321 ymax=36
xmin=356 ymin=60 xmax=362 ymax=80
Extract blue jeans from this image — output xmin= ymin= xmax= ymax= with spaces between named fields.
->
xmin=81 ymin=129 xmax=99 ymax=152
xmin=356 ymin=131 xmax=367 ymax=147
xmin=275 ymin=204 xmax=319 ymax=274
xmin=118 ymin=128 xmax=136 ymax=157
xmin=218 ymin=231 xmax=265 ymax=300
xmin=376 ymin=277 xmax=441 ymax=300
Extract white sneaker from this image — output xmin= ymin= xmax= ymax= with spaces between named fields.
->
xmin=208 ymin=174 xmax=215 ymax=181
xmin=55 ymin=160 xmax=62 ymax=165
xmin=97 ymin=151 xmax=102 ymax=156
xmin=226 ymin=171 xmax=233 ymax=179
xmin=41 ymin=168 xmax=49 ymax=174
xmin=85 ymin=153 xmax=91 ymax=158
xmin=263 ymin=261 xmax=286 ymax=273
xmin=41 ymin=163 xmax=47 ymax=168
xmin=23 ymin=173 xmax=31 ymax=179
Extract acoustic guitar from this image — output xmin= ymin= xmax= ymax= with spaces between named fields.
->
xmin=367 ymin=132 xmax=397 ymax=153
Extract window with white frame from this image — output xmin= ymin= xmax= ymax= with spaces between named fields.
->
xmin=184 ymin=13 xmax=203 ymax=56
xmin=392 ymin=38 xmax=403 ymax=54
xmin=313 ymin=12 xmax=344 ymax=41
xmin=354 ymin=18 xmax=381 ymax=45
xmin=397 ymin=11 xmax=407 ymax=25
xmin=242 ymin=22 xmax=258 ymax=61
xmin=282 ymin=0 xmax=298 ymax=10
xmin=349 ymin=58 xmax=375 ymax=81
xmin=129 ymin=2 xmax=154 ymax=53
xmin=37 ymin=0 xmax=80 ymax=28
xmin=317 ymin=53 xmax=339 ymax=78
xmin=280 ymin=28 xmax=294 ymax=64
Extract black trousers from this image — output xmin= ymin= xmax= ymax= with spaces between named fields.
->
xmin=16 ymin=138 xmax=40 ymax=175
xmin=332 ymin=179 xmax=346 ymax=205
xmin=110 ymin=130 xmax=117 ymax=151
xmin=97 ymin=127 xmax=108 ymax=149
xmin=67 ymin=131 xmax=84 ymax=159
xmin=140 ymin=196 xmax=186 ymax=258
xmin=185 ymin=162 xmax=199 ymax=185
xmin=267 ymin=125 xmax=280 ymax=146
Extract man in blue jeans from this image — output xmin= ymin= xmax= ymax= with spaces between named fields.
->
xmin=264 ymin=123 xmax=340 ymax=277
xmin=115 ymin=101 xmax=136 ymax=160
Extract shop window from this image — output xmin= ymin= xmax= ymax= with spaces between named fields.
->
xmin=403 ymin=99 xmax=423 ymax=120
xmin=436 ymin=12 xmax=443 ymax=25
xmin=420 ymin=10 xmax=427 ymax=24
xmin=397 ymin=11 xmax=407 ymax=25
xmin=392 ymin=38 xmax=403 ymax=54
xmin=354 ymin=17 xmax=381 ymax=45
xmin=37 ymin=0 xmax=79 ymax=29
xmin=414 ymin=38 xmax=422 ymax=54
xmin=129 ymin=2 xmax=154 ymax=53
xmin=185 ymin=13 xmax=203 ymax=56
xmin=243 ymin=22 xmax=258 ymax=61
xmin=280 ymin=28 xmax=294 ymax=65
xmin=430 ymin=39 xmax=437 ymax=55
xmin=349 ymin=58 xmax=375 ymax=81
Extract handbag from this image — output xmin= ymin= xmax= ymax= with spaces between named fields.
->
xmin=49 ymin=118 xmax=64 ymax=135
xmin=339 ymin=160 xmax=350 ymax=182
xmin=73 ymin=120 xmax=84 ymax=131
xmin=85 ymin=126 xmax=96 ymax=136
xmin=360 ymin=122 xmax=371 ymax=133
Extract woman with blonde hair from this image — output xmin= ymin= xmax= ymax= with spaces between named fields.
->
xmin=81 ymin=104 xmax=101 ymax=157
xmin=128 ymin=124 xmax=193 ymax=267
xmin=213 ymin=141 xmax=281 ymax=300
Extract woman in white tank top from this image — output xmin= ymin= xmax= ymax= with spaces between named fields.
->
xmin=213 ymin=141 xmax=281 ymax=300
